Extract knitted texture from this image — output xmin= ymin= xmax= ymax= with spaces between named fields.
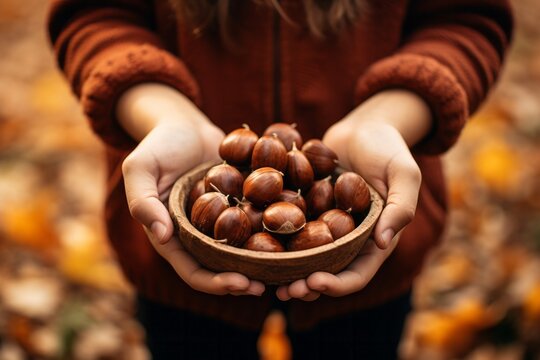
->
xmin=81 ymin=44 xmax=200 ymax=150
xmin=356 ymin=54 xmax=469 ymax=155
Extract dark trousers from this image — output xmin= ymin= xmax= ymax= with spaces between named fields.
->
xmin=136 ymin=291 xmax=412 ymax=360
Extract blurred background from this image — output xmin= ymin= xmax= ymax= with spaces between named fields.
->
xmin=1 ymin=0 xmax=539 ymax=359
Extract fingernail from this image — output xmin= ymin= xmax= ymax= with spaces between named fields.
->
xmin=228 ymin=284 xmax=248 ymax=292
xmin=247 ymin=289 xmax=263 ymax=296
xmin=381 ymin=229 xmax=395 ymax=248
xmin=151 ymin=222 xmax=167 ymax=243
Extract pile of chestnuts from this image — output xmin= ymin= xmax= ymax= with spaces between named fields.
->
xmin=188 ymin=123 xmax=371 ymax=252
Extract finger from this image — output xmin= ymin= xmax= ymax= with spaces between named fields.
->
xmin=308 ymin=270 xmax=367 ymax=298
xmin=229 ymin=281 xmax=265 ymax=296
xmin=123 ymin=154 xmax=173 ymax=244
xmin=173 ymin=253 xmax=263 ymax=296
xmin=146 ymin=231 xmax=265 ymax=296
xmin=374 ymin=153 xmax=421 ymax=249
xmin=276 ymin=286 xmax=292 ymax=301
xmin=275 ymin=282 xmax=320 ymax=302
xmin=307 ymin=241 xmax=393 ymax=297
xmin=228 ymin=281 xmax=266 ymax=297
xmin=245 ymin=280 xmax=266 ymax=296
xmin=183 ymin=260 xmax=264 ymax=296
xmin=307 ymin=272 xmax=354 ymax=297
xmin=299 ymin=292 xmax=321 ymax=302
xmin=287 ymin=280 xmax=320 ymax=300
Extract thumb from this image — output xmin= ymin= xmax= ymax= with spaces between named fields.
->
xmin=122 ymin=155 xmax=174 ymax=244
xmin=374 ymin=154 xmax=421 ymax=249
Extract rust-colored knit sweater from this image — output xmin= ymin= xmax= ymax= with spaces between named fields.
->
xmin=48 ymin=0 xmax=512 ymax=330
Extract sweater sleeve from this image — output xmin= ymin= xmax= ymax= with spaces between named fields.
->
xmin=48 ymin=0 xmax=200 ymax=150
xmin=355 ymin=0 xmax=513 ymax=155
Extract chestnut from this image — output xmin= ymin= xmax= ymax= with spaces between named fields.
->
xmin=301 ymin=139 xmax=338 ymax=178
xmin=186 ymin=179 xmax=206 ymax=214
xmin=262 ymin=202 xmax=306 ymax=235
xmin=204 ymin=162 xmax=244 ymax=199
xmin=214 ymin=207 xmax=252 ymax=247
xmin=334 ymin=172 xmax=370 ymax=213
xmin=287 ymin=221 xmax=334 ymax=251
xmin=263 ymin=123 xmax=303 ymax=151
xmin=243 ymin=167 xmax=283 ymax=208
xmin=251 ymin=134 xmax=288 ymax=172
xmin=275 ymin=189 xmax=307 ymax=214
xmin=285 ymin=142 xmax=314 ymax=191
xmin=305 ymin=176 xmax=334 ymax=218
xmin=235 ymin=198 xmax=264 ymax=233
xmin=191 ymin=192 xmax=229 ymax=236
xmin=318 ymin=209 xmax=356 ymax=240
xmin=219 ymin=124 xmax=259 ymax=165
xmin=243 ymin=232 xmax=285 ymax=252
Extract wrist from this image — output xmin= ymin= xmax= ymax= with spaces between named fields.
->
xmin=116 ymin=82 xmax=211 ymax=142
xmin=347 ymin=89 xmax=432 ymax=147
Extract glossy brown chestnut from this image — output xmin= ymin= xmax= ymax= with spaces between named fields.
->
xmin=275 ymin=189 xmax=307 ymax=214
xmin=301 ymin=139 xmax=338 ymax=178
xmin=334 ymin=172 xmax=370 ymax=213
xmin=251 ymin=134 xmax=288 ymax=172
xmin=305 ymin=176 xmax=334 ymax=218
xmin=186 ymin=179 xmax=205 ymax=214
xmin=235 ymin=199 xmax=264 ymax=233
xmin=214 ymin=207 xmax=252 ymax=247
xmin=318 ymin=209 xmax=356 ymax=240
xmin=287 ymin=220 xmax=334 ymax=251
xmin=190 ymin=192 xmax=229 ymax=236
xmin=204 ymin=162 xmax=243 ymax=199
xmin=262 ymin=202 xmax=306 ymax=234
xmin=243 ymin=232 xmax=285 ymax=252
xmin=218 ymin=124 xmax=259 ymax=165
xmin=286 ymin=142 xmax=314 ymax=191
xmin=263 ymin=123 xmax=303 ymax=151
xmin=243 ymin=167 xmax=283 ymax=208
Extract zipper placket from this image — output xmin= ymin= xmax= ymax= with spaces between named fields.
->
xmin=272 ymin=9 xmax=281 ymax=123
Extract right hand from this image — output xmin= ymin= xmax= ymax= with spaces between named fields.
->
xmin=118 ymin=84 xmax=265 ymax=297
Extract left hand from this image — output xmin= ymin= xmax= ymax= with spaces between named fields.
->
xmin=276 ymin=90 xmax=430 ymax=301
xmin=276 ymin=233 xmax=401 ymax=301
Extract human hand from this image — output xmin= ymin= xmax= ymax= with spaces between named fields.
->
xmin=118 ymin=83 xmax=265 ymax=296
xmin=276 ymin=89 xmax=431 ymax=301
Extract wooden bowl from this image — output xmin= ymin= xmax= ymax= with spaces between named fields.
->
xmin=169 ymin=161 xmax=384 ymax=285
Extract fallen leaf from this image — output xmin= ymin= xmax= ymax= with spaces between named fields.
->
xmin=1 ymin=276 xmax=63 ymax=319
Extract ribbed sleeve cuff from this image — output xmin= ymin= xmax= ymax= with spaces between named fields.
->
xmin=355 ymin=54 xmax=469 ymax=155
xmin=80 ymin=43 xmax=201 ymax=150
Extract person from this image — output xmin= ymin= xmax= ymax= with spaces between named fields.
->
xmin=47 ymin=0 xmax=512 ymax=358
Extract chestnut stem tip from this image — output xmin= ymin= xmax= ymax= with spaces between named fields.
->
xmin=209 ymin=182 xmax=221 ymax=193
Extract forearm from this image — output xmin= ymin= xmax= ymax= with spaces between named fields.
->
xmin=116 ymin=83 xmax=210 ymax=141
